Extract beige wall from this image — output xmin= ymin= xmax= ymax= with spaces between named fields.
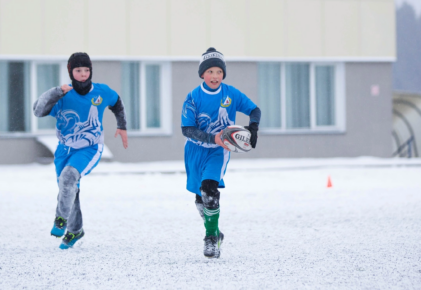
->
xmin=0 ymin=0 xmax=395 ymax=58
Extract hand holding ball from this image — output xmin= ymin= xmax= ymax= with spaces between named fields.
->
xmin=219 ymin=125 xmax=252 ymax=153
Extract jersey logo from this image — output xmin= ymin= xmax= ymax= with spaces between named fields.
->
xmin=221 ymin=96 xmax=232 ymax=108
xmin=91 ymin=95 xmax=103 ymax=106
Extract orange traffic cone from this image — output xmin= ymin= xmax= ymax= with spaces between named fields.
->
xmin=327 ymin=176 xmax=333 ymax=188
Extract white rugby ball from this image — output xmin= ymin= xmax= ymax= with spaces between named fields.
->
xmin=220 ymin=125 xmax=252 ymax=153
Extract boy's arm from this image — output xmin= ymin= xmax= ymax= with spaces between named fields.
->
xmin=181 ymin=127 xmax=216 ymax=144
xmin=248 ymin=106 xmax=261 ymax=125
xmin=108 ymin=96 xmax=127 ymax=130
xmin=33 ymin=86 xmax=66 ymax=117
xmin=109 ymin=96 xmax=128 ymax=149
xmin=182 ymin=127 xmax=228 ymax=150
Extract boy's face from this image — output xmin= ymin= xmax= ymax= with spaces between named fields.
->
xmin=201 ymin=67 xmax=223 ymax=89
xmin=72 ymin=67 xmax=90 ymax=82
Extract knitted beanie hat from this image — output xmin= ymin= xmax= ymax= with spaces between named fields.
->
xmin=198 ymin=47 xmax=226 ymax=79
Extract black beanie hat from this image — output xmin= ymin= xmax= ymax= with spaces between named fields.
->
xmin=67 ymin=52 xmax=93 ymax=95
xmin=198 ymin=47 xmax=226 ymax=80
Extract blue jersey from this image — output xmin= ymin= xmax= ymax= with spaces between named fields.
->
xmin=181 ymin=83 xmax=257 ymax=148
xmin=49 ymin=83 xmax=119 ymax=149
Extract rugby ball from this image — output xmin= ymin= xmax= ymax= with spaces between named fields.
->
xmin=220 ymin=125 xmax=252 ymax=153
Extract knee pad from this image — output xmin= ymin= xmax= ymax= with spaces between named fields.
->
xmin=200 ymin=179 xmax=220 ymax=209
xmin=195 ymin=194 xmax=205 ymax=221
xmin=195 ymin=194 xmax=203 ymax=204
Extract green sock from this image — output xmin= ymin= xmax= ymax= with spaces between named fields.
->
xmin=203 ymin=207 xmax=220 ymax=236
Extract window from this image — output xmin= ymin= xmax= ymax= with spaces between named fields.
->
xmin=258 ymin=62 xmax=345 ymax=133
xmin=315 ymin=65 xmax=335 ymax=126
xmin=0 ymin=61 xmax=31 ymax=133
xmin=121 ymin=61 xmax=172 ymax=135
xmin=35 ymin=64 xmax=60 ymax=130
xmin=121 ymin=62 xmax=140 ymax=130
xmin=30 ymin=62 xmax=70 ymax=133
xmin=0 ymin=61 xmax=69 ymax=135
xmin=258 ymin=63 xmax=281 ymax=128
xmin=285 ymin=63 xmax=310 ymax=129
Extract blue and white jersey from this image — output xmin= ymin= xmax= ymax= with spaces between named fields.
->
xmin=181 ymin=82 xmax=257 ymax=148
xmin=49 ymin=83 xmax=119 ymax=149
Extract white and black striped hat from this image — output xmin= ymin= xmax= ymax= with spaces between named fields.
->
xmin=198 ymin=47 xmax=226 ymax=79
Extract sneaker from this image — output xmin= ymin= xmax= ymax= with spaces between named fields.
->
xmin=59 ymin=229 xmax=85 ymax=250
xmin=203 ymin=231 xmax=224 ymax=258
xmin=51 ymin=216 xmax=67 ymax=237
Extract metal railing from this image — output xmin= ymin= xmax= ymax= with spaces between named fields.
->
xmin=392 ymin=136 xmax=415 ymax=158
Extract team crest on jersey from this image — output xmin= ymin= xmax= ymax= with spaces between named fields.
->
xmin=221 ymin=96 xmax=232 ymax=108
xmin=91 ymin=95 xmax=103 ymax=106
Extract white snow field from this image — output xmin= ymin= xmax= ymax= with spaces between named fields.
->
xmin=1 ymin=157 xmax=421 ymax=290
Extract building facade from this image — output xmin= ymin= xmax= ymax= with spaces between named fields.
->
xmin=0 ymin=0 xmax=396 ymax=164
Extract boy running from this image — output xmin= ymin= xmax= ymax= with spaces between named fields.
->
xmin=181 ymin=47 xmax=261 ymax=258
xmin=33 ymin=52 xmax=128 ymax=249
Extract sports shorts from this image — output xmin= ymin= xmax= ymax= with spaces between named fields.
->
xmin=184 ymin=141 xmax=230 ymax=196
xmin=54 ymin=143 xmax=104 ymax=183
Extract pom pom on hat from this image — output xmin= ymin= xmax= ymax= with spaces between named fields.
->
xmin=198 ymin=47 xmax=226 ymax=79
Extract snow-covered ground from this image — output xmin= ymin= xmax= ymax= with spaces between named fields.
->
xmin=1 ymin=158 xmax=421 ymax=290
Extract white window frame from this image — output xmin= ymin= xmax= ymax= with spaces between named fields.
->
xmin=0 ymin=60 xmax=57 ymax=137
xmin=128 ymin=61 xmax=172 ymax=136
xmin=261 ymin=62 xmax=346 ymax=135
xmin=30 ymin=61 xmax=70 ymax=134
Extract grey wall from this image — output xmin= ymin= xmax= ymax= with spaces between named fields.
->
xmin=100 ymin=61 xmax=261 ymax=162
xmin=104 ymin=61 xmax=393 ymax=161
xmin=0 ymin=138 xmax=51 ymax=164
xmin=99 ymin=61 xmax=188 ymax=162
xmin=236 ymin=62 xmax=393 ymax=159
xmin=0 ymin=61 xmax=393 ymax=164
xmin=344 ymin=63 xmax=393 ymax=157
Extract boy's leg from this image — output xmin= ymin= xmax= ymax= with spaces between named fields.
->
xmin=56 ymin=166 xmax=80 ymax=221
xmin=199 ymin=148 xmax=229 ymax=258
xmin=51 ymin=145 xmax=101 ymax=245
xmin=59 ymin=190 xmax=85 ymax=250
xmin=200 ymin=179 xmax=220 ymax=237
xmin=67 ymin=189 xmax=83 ymax=234
xmin=57 ymin=144 xmax=102 ymax=225
xmin=200 ymin=179 xmax=224 ymax=258
xmin=195 ymin=194 xmax=205 ymax=222
xmin=51 ymin=165 xmax=80 ymax=237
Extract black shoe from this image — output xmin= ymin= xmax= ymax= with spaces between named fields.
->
xmin=51 ymin=216 xmax=67 ymax=237
xmin=203 ymin=231 xmax=224 ymax=258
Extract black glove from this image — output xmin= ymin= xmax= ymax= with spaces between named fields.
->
xmin=245 ymin=122 xmax=258 ymax=148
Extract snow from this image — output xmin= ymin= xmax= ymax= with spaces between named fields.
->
xmin=1 ymin=158 xmax=421 ymax=289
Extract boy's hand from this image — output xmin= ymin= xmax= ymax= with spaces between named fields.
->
xmin=61 ymin=84 xmax=73 ymax=94
xmin=215 ymin=130 xmax=230 ymax=151
xmin=115 ymin=129 xmax=128 ymax=149
xmin=245 ymin=123 xmax=258 ymax=148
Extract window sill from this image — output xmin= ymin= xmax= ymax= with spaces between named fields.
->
xmin=127 ymin=130 xmax=172 ymax=137
xmin=0 ymin=131 xmax=174 ymax=139
xmin=260 ymin=128 xmax=346 ymax=135
xmin=0 ymin=132 xmax=43 ymax=139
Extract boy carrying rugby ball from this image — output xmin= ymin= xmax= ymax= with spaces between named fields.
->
xmin=181 ymin=47 xmax=261 ymax=258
